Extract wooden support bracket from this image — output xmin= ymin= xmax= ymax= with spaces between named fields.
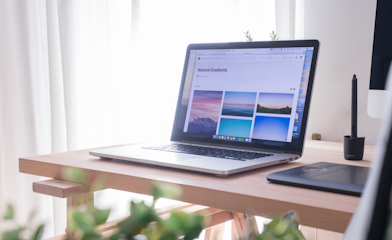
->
xmin=36 ymin=179 xmax=236 ymax=240
xmin=33 ymin=179 xmax=92 ymax=198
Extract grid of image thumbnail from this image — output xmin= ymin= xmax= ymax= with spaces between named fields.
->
xmin=187 ymin=90 xmax=295 ymax=142
xmin=254 ymin=93 xmax=294 ymax=141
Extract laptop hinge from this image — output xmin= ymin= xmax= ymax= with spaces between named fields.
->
xmin=173 ymin=140 xmax=286 ymax=154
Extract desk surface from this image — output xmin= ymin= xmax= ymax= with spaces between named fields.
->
xmin=19 ymin=140 xmax=374 ymax=233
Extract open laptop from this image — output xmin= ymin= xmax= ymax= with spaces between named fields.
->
xmin=90 ymin=40 xmax=319 ymax=177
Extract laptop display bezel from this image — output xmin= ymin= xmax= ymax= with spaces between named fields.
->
xmin=170 ymin=40 xmax=319 ymax=156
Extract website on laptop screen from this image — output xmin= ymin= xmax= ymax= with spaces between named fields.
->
xmin=176 ymin=47 xmax=314 ymax=145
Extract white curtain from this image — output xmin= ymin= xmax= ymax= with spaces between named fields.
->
xmin=275 ymin=0 xmax=305 ymax=40
xmin=0 ymin=0 xmax=304 ymax=238
xmin=0 ymin=0 xmax=54 ymax=236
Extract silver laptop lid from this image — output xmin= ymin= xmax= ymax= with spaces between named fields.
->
xmin=171 ymin=41 xmax=319 ymax=155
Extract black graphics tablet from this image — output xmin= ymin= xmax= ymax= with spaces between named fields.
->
xmin=267 ymin=162 xmax=369 ymax=196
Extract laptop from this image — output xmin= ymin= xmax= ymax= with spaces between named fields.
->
xmin=90 ymin=40 xmax=320 ymax=177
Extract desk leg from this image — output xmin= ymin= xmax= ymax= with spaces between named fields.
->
xmin=232 ymin=213 xmax=258 ymax=239
xmin=66 ymin=193 xmax=94 ymax=235
xmin=204 ymin=228 xmax=212 ymax=240
xmin=67 ymin=192 xmax=94 ymax=209
xmin=204 ymin=222 xmax=225 ymax=240
xmin=231 ymin=220 xmax=238 ymax=240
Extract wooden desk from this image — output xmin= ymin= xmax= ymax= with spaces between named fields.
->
xmin=19 ymin=140 xmax=374 ymax=234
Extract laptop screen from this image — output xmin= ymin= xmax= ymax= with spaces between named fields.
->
xmin=172 ymin=41 xmax=318 ymax=154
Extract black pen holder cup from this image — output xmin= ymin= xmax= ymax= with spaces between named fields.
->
xmin=344 ymin=136 xmax=365 ymax=160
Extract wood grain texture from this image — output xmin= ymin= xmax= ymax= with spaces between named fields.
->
xmin=20 ymin=141 xmax=375 ymax=233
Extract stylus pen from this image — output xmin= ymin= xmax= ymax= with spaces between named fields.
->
xmin=351 ymin=75 xmax=357 ymax=139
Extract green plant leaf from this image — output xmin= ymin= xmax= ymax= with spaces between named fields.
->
xmin=2 ymin=228 xmax=22 ymax=240
xmin=71 ymin=210 xmax=95 ymax=232
xmin=116 ymin=201 xmax=160 ymax=237
xmin=81 ymin=230 xmax=102 ymax=240
xmin=255 ymin=230 xmax=277 ymax=240
xmin=30 ymin=224 xmax=44 ymax=240
xmin=90 ymin=177 xmax=107 ymax=192
xmin=266 ymin=217 xmax=293 ymax=237
xmin=92 ymin=207 xmax=111 ymax=226
xmin=152 ymin=183 xmax=166 ymax=201
xmin=4 ymin=204 xmax=14 ymax=220
xmin=63 ymin=167 xmax=85 ymax=183
xmin=167 ymin=210 xmax=189 ymax=231
xmin=183 ymin=214 xmax=204 ymax=240
xmin=257 ymin=212 xmax=306 ymax=240
xmin=244 ymin=30 xmax=253 ymax=42
xmin=269 ymin=30 xmax=279 ymax=41
xmin=107 ymin=232 xmax=119 ymax=240
xmin=152 ymin=182 xmax=181 ymax=202
xmin=161 ymin=211 xmax=204 ymax=240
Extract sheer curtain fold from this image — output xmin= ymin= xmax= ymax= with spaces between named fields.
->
xmin=0 ymin=0 xmax=304 ymax=238
xmin=46 ymin=0 xmax=68 ymax=154
xmin=275 ymin=0 xmax=305 ymax=40
xmin=0 ymin=0 xmax=54 ymax=236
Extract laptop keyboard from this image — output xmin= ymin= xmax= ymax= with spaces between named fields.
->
xmin=142 ymin=143 xmax=274 ymax=161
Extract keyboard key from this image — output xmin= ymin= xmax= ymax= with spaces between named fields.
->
xmin=142 ymin=144 xmax=273 ymax=161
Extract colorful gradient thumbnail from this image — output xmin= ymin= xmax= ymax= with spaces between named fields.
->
xmin=222 ymin=91 xmax=257 ymax=117
xmin=252 ymin=116 xmax=290 ymax=141
xmin=257 ymin=93 xmax=294 ymax=115
xmin=218 ymin=118 xmax=252 ymax=138
xmin=187 ymin=90 xmax=223 ymax=134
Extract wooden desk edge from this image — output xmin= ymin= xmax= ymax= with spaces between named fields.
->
xmin=20 ymin=157 xmax=352 ymax=233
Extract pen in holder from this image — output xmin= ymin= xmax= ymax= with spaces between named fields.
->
xmin=344 ymin=75 xmax=365 ymax=160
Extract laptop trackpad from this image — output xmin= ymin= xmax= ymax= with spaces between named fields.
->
xmin=139 ymin=151 xmax=200 ymax=164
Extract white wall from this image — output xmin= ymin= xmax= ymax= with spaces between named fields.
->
xmin=304 ymin=0 xmax=382 ymax=145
